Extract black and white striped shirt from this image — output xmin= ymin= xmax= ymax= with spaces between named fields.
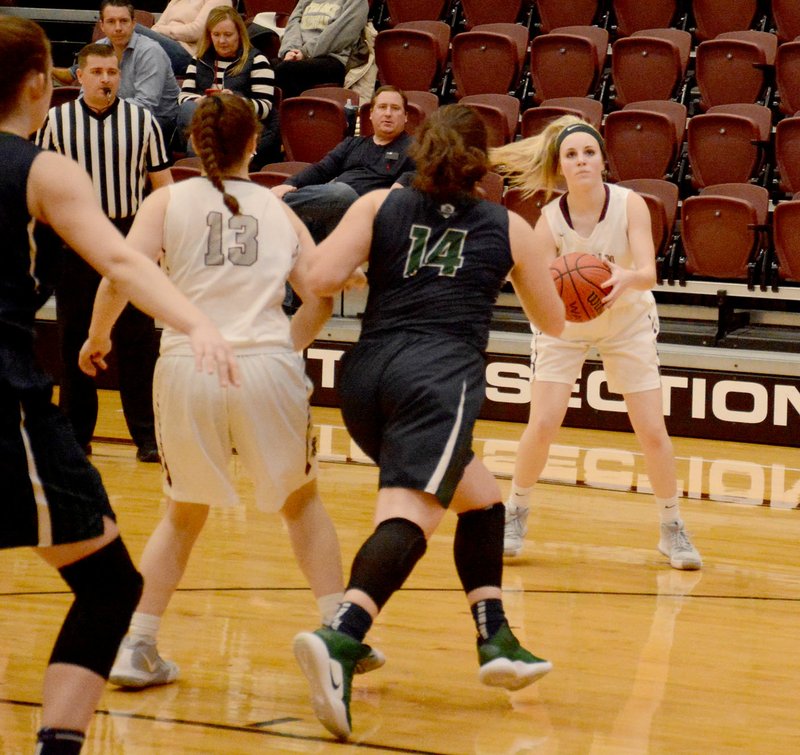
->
xmin=35 ymin=97 xmax=171 ymax=220
xmin=178 ymin=52 xmax=276 ymax=120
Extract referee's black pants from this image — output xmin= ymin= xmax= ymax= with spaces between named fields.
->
xmin=55 ymin=218 xmax=158 ymax=452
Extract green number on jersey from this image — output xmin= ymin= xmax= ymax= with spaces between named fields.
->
xmin=403 ymin=225 xmax=467 ymax=278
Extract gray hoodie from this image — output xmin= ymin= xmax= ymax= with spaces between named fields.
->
xmin=278 ymin=0 xmax=369 ymax=68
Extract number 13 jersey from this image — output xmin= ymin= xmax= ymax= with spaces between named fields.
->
xmin=160 ymin=177 xmax=299 ymax=355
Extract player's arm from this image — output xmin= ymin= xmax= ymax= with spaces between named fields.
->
xmin=626 ymin=191 xmax=658 ymax=287
xmin=281 ymin=203 xmax=335 ymax=351
xmin=305 ymin=189 xmax=389 ymax=296
xmin=28 ymin=153 xmax=238 ymax=386
xmin=602 ymin=191 xmax=657 ymax=305
xmin=507 ymin=210 xmax=565 ymax=337
xmin=148 ymin=167 xmax=173 ymax=189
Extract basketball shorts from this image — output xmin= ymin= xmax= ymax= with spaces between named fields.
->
xmin=1 ymin=383 xmax=114 ymax=548
xmin=531 ymin=298 xmax=662 ymax=395
xmin=154 ymin=351 xmax=316 ymax=511
xmin=339 ymin=333 xmax=485 ymax=507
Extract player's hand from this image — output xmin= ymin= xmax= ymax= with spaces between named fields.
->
xmin=78 ymin=336 xmax=112 ymax=377
xmin=600 ymin=262 xmax=630 ymax=307
xmin=189 ymin=319 xmax=240 ymax=388
xmin=343 ymin=266 xmax=367 ymax=291
xmin=271 ymin=184 xmax=297 ymax=199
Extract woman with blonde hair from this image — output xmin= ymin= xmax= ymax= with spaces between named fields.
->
xmin=177 ymin=5 xmax=280 ymax=167
xmin=490 ymin=116 xmax=703 ymax=570
xmin=138 ymin=0 xmax=234 ymax=76
xmin=80 ymin=92 xmax=384 ymax=689
xmin=292 ymin=104 xmax=565 ymax=741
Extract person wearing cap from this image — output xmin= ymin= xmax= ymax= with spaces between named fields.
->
xmin=490 ymin=116 xmax=703 ymax=571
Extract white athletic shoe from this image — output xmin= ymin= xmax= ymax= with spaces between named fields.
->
xmin=658 ymin=521 xmax=703 ymax=571
xmin=108 ymin=637 xmax=180 ymax=689
xmin=504 ymin=504 xmax=529 ymax=557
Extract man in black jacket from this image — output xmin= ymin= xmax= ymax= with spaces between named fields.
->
xmin=272 ymin=85 xmax=415 ymax=242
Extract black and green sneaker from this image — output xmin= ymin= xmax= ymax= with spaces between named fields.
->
xmin=355 ymin=643 xmax=386 ymax=674
xmin=293 ymin=627 xmax=368 ymax=740
xmin=477 ymin=623 xmax=553 ymax=691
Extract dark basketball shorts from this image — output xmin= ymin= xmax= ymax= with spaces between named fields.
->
xmin=339 ymin=333 xmax=486 ymax=507
xmin=1 ymin=383 xmax=114 ymax=549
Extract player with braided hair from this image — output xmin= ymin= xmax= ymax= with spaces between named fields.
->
xmin=191 ymin=92 xmax=245 ymax=215
xmin=80 ymin=92 xmax=385 ymax=690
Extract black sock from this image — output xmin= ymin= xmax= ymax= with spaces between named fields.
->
xmin=471 ymin=598 xmax=506 ymax=642
xmin=328 ymin=601 xmax=373 ymax=643
xmin=36 ymin=728 xmax=85 ymax=754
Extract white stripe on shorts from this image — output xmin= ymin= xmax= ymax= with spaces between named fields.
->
xmin=19 ymin=404 xmax=53 ymax=547
xmin=425 ymin=380 xmax=466 ymax=497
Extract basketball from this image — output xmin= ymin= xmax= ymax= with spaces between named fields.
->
xmin=550 ymin=252 xmax=611 ymax=323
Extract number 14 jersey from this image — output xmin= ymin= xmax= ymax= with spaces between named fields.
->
xmin=363 ymin=187 xmax=514 ymax=352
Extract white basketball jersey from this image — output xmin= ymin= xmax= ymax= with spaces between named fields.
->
xmin=159 ymin=177 xmax=299 ymax=355
xmin=541 ymin=182 xmax=652 ymax=310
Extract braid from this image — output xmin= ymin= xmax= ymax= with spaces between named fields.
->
xmin=194 ymin=96 xmax=241 ymax=215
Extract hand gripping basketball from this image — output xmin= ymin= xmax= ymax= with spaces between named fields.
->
xmin=550 ymin=252 xmax=612 ymax=323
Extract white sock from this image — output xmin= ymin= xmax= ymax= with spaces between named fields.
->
xmin=656 ymin=495 xmax=682 ymax=525
xmin=128 ymin=612 xmax=161 ymax=644
xmin=507 ymin=482 xmax=535 ymax=511
xmin=318 ymin=591 xmax=344 ymax=625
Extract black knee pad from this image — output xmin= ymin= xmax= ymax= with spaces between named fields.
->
xmin=454 ymin=503 xmax=504 ymax=593
xmin=50 ymin=536 xmax=143 ymax=678
xmin=347 ymin=517 xmax=427 ymax=610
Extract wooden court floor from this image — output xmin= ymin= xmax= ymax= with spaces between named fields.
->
xmin=2 ymin=391 xmax=799 ymax=754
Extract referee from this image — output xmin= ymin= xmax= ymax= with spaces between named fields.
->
xmin=35 ymin=42 xmax=172 ymax=462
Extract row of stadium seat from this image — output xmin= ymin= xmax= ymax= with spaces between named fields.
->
xmin=372 ymin=20 xmax=800 ymax=118
xmin=263 ymin=88 xmax=800 ymax=203
xmin=364 ymin=0 xmax=796 ymax=43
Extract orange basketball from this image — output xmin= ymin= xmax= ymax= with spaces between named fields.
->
xmin=550 ymin=252 xmax=611 ymax=323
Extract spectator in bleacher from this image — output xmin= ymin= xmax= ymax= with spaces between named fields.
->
xmin=177 ymin=5 xmax=280 ymax=168
xmin=136 ymin=0 xmax=234 ymax=77
xmin=272 ymin=85 xmax=415 ymax=243
xmin=35 ymin=41 xmax=171 ymax=464
xmin=53 ymin=0 xmax=180 ymax=140
xmin=274 ymin=0 xmax=370 ymax=99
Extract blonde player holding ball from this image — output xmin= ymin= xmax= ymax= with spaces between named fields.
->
xmin=491 ymin=116 xmax=702 ymax=570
